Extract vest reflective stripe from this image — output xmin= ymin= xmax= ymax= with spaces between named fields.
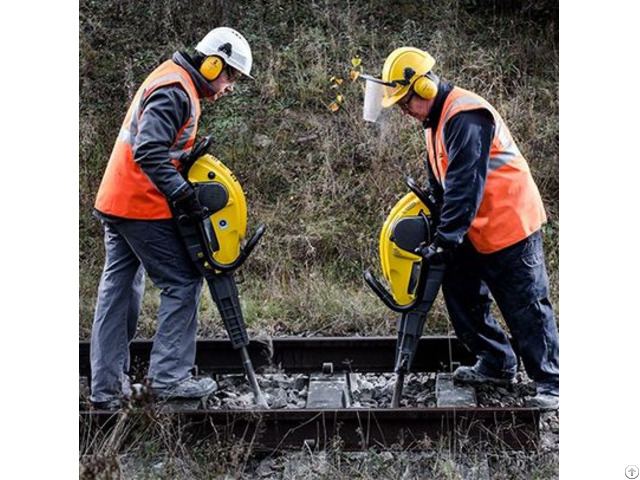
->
xmin=490 ymin=150 xmax=518 ymax=171
xmin=439 ymin=96 xmax=523 ymax=174
xmin=95 ymin=60 xmax=201 ymax=219
xmin=425 ymin=87 xmax=546 ymax=253
xmin=128 ymin=72 xmax=198 ymax=159
xmin=425 ymin=131 xmax=444 ymax=188
xmin=145 ymin=73 xmax=185 ymax=92
xmin=117 ymin=127 xmax=132 ymax=144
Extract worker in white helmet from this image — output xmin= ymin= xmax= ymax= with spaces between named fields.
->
xmin=90 ymin=27 xmax=253 ymax=410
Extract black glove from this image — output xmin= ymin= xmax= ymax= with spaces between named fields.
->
xmin=170 ymin=186 xmax=205 ymax=221
xmin=425 ymin=183 xmax=443 ymax=202
xmin=414 ymin=241 xmax=455 ymax=265
xmin=424 ymin=185 xmax=442 ymax=223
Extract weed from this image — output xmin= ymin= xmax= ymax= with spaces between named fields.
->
xmin=79 ymin=0 xmax=559 ymax=343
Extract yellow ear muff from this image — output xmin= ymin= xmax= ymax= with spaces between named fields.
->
xmin=199 ymin=56 xmax=224 ymax=81
xmin=413 ymin=76 xmax=438 ymax=100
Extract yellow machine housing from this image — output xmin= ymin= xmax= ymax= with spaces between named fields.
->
xmin=187 ymin=154 xmax=248 ymax=267
xmin=379 ymin=192 xmax=432 ymax=306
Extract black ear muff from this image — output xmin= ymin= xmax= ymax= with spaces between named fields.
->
xmin=200 ymin=56 xmax=225 ymax=81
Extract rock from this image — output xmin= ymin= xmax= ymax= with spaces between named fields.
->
xmin=293 ymin=375 xmax=307 ymax=391
xmin=252 ymin=134 xmax=272 ymax=148
xmin=152 ymin=460 xmax=165 ymax=473
xmin=282 ymin=454 xmax=312 ymax=477
xmin=235 ymin=121 xmax=249 ymax=134
xmin=237 ymin=393 xmax=255 ymax=407
xmin=256 ymin=458 xmax=275 ymax=477
xmin=277 ymin=379 xmax=292 ymax=389
xmin=381 ymin=452 xmax=394 ymax=462
xmin=312 ymin=451 xmax=329 ymax=475
xmin=359 ymin=379 xmax=375 ymax=392
xmin=262 ymin=392 xmax=274 ymax=406
xmin=375 ymin=378 xmax=389 ymax=389
xmin=361 ymin=391 xmax=373 ymax=402
xmin=416 ymin=392 xmax=435 ymax=404
xmin=271 ymin=389 xmax=288 ymax=409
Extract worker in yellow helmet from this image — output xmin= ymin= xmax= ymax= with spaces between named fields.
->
xmin=362 ymin=47 xmax=559 ymax=410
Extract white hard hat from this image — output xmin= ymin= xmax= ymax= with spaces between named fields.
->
xmin=196 ymin=27 xmax=253 ymax=79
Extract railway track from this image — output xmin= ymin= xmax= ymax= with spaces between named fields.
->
xmin=79 ymin=336 xmax=540 ymax=451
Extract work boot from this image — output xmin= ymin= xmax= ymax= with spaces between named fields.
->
xmin=453 ymin=365 xmax=515 ymax=387
xmin=154 ymin=376 xmax=218 ymax=400
xmin=525 ymin=393 xmax=559 ymax=411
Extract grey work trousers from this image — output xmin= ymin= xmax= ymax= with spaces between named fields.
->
xmin=90 ymin=217 xmax=203 ymax=403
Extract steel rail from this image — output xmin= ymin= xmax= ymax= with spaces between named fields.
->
xmin=79 ymin=406 xmax=539 ymax=451
xmin=79 ymin=336 xmax=479 ymax=377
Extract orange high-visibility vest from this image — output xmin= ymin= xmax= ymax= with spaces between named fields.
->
xmin=426 ymin=87 xmax=547 ymax=253
xmin=95 ymin=60 xmax=201 ymax=219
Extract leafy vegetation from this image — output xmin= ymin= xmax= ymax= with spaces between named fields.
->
xmin=80 ymin=0 xmax=558 ymax=340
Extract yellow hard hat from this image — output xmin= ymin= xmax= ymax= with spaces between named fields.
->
xmin=380 ymin=47 xmax=435 ymax=107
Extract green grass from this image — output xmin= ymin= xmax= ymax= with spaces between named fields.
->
xmin=79 ymin=0 xmax=559 ymax=340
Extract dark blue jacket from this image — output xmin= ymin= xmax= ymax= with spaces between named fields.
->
xmin=422 ymin=81 xmax=495 ymax=249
